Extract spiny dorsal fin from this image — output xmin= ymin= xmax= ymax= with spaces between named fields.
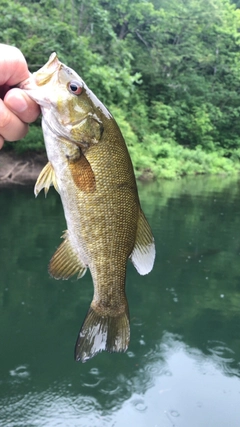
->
xmin=34 ymin=161 xmax=59 ymax=197
xmin=49 ymin=231 xmax=87 ymax=280
xmin=130 ymin=209 xmax=155 ymax=275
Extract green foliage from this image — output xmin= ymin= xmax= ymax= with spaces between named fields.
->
xmin=109 ymin=105 xmax=138 ymax=147
xmin=129 ymin=137 xmax=240 ymax=179
xmin=2 ymin=0 xmax=240 ymax=179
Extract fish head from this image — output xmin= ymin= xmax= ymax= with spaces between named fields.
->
xmin=20 ymin=53 xmax=63 ymax=108
xmin=21 ymin=53 xmax=109 ymax=145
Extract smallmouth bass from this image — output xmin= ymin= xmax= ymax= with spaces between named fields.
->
xmin=21 ymin=53 xmax=155 ymax=362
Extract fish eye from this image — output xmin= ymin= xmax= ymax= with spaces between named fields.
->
xmin=68 ymin=81 xmax=83 ymax=95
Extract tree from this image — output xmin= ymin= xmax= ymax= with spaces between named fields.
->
xmin=2 ymin=0 xmax=240 ymax=178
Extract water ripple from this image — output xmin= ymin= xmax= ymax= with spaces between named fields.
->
xmin=131 ymin=397 xmax=148 ymax=412
xmin=73 ymin=396 xmax=97 ymax=414
xmin=9 ymin=365 xmax=30 ymax=381
xmin=82 ymin=367 xmax=103 ymax=388
xmin=204 ymin=340 xmax=240 ymax=377
xmin=100 ymin=385 xmax=121 ymax=396
xmin=144 ymin=361 xmax=163 ymax=376
xmin=126 ymin=351 xmax=135 ymax=358
xmin=83 ymin=378 xmax=102 ymax=388
xmin=207 ymin=341 xmax=235 ymax=362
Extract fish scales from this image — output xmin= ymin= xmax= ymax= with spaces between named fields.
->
xmin=20 ymin=53 xmax=155 ymax=362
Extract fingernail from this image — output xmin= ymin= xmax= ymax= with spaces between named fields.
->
xmin=5 ymin=90 xmax=28 ymax=113
xmin=12 ymin=94 xmax=28 ymax=113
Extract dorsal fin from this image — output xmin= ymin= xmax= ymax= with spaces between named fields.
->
xmin=34 ymin=161 xmax=59 ymax=197
xmin=130 ymin=210 xmax=155 ymax=275
xmin=49 ymin=231 xmax=87 ymax=280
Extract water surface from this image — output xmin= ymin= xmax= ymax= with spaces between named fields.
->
xmin=0 ymin=176 xmax=240 ymax=426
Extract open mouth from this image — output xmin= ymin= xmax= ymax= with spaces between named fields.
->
xmin=18 ymin=77 xmax=51 ymax=109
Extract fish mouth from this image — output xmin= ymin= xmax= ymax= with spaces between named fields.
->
xmin=19 ymin=53 xmax=61 ymax=107
xmin=19 ymin=52 xmax=60 ymax=91
xmin=19 ymin=76 xmax=51 ymax=108
xmin=34 ymin=53 xmax=60 ymax=86
xmin=19 ymin=75 xmax=36 ymax=91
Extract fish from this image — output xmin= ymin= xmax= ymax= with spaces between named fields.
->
xmin=20 ymin=53 xmax=155 ymax=362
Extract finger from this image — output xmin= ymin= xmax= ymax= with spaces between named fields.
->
xmin=0 ymin=99 xmax=29 ymax=142
xmin=0 ymin=44 xmax=29 ymax=86
xmin=4 ymin=88 xmax=40 ymax=124
xmin=0 ymin=135 xmax=4 ymax=149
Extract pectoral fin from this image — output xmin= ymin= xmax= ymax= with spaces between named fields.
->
xmin=130 ymin=210 xmax=155 ymax=275
xmin=49 ymin=231 xmax=87 ymax=280
xmin=34 ymin=162 xmax=59 ymax=197
xmin=68 ymin=153 xmax=96 ymax=193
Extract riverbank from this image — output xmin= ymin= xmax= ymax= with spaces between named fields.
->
xmin=0 ymin=149 xmax=155 ymax=185
xmin=0 ymin=151 xmax=47 ymax=187
xmin=1 ymin=146 xmax=240 ymax=186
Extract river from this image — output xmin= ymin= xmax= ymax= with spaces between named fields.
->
xmin=0 ymin=176 xmax=240 ymax=426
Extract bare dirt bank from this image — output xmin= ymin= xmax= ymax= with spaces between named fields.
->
xmin=0 ymin=151 xmax=47 ymax=187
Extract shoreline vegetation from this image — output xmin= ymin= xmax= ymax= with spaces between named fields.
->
xmin=1 ymin=0 xmax=240 ymax=181
xmin=1 ymin=144 xmax=240 ymax=186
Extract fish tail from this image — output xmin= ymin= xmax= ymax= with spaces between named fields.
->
xmin=74 ymin=307 xmax=130 ymax=363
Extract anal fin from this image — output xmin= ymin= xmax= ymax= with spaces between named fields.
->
xmin=49 ymin=231 xmax=87 ymax=280
xmin=130 ymin=209 xmax=155 ymax=275
xmin=34 ymin=161 xmax=59 ymax=197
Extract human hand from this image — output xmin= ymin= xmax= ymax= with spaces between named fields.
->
xmin=0 ymin=44 xmax=40 ymax=149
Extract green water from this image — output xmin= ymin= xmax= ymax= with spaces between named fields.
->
xmin=0 ymin=176 xmax=240 ymax=427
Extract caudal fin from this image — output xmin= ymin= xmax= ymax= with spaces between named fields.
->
xmin=74 ymin=307 xmax=130 ymax=362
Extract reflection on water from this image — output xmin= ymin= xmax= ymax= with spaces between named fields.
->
xmin=1 ymin=176 xmax=240 ymax=426
xmin=1 ymin=335 xmax=239 ymax=427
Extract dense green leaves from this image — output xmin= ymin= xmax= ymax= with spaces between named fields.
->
xmin=2 ymin=0 xmax=240 ymax=178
